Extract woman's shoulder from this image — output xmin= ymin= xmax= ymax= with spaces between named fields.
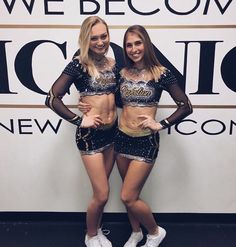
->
xmin=106 ymin=56 xmax=116 ymax=67
xmin=156 ymin=66 xmax=168 ymax=75
xmin=157 ymin=67 xmax=177 ymax=85
xmin=159 ymin=67 xmax=174 ymax=78
xmin=71 ymin=56 xmax=82 ymax=65
xmin=120 ymin=67 xmax=127 ymax=74
xmin=63 ymin=57 xmax=84 ymax=76
xmin=70 ymin=56 xmax=86 ymax=69
xmin=119 ymin=67 xmax=133 ymax=78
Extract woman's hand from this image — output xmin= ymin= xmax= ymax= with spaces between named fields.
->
xmin=137 ymin=115 xmax=162 ymax=131
xmin=78 ymin=99 xmax=92 ymax=114
xmin=81 ymin=115 xmax=103 ymax=128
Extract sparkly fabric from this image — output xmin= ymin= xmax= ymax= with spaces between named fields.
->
xmin=117 ymin=68 xmax=193 ymax=126
xmin=76 ymin=118 xmax=118 ymax=155
xmin=63 ymin=59 xmax=118 ymax=96
xmin=45 ymin=58 xmax=119 ymax=127
xmin=114 ymin=68 xmax=192 ymax=164
xmin=114 ymin=128 xmax=159 ymax=164
xmin=119 ymin=69 xmax=176 ymax=107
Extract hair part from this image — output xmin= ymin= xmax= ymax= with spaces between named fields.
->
xmin=123 ymin=25 xmax=165 ymax=80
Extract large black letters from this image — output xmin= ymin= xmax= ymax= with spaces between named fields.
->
xmin=0 ymin=41 xmax=16 ymax=94
xmin=1 ymin=39 xmax=235 ymax=95
xmin=3 ymin=0 xmax=16 ymax=14
xmin=203 ymin=0 xmax=233 ymax=14
xmin=80 ymin=0 xmax=100 ymax=14
xmin=128 ymin=0 xmax=160 ymax=15
xmin=176 ymin=40 xmax=223 ymax=94
xmin=15 ymin=40 xmax=67 ymax=95
xmin=22 ymin=0 xmax=35 ymax=14
xmin=221 ymin=47 xmax=236 ymax=92
xmin=165 ymin=0 xmax=200 ymax=15
xmin=106 ymin=0 xmax=125 ymax=15
xmin=44 ymin=0 xmax=64 ymax=15
xmin=3 ymin=0 xmax=36 ymax=14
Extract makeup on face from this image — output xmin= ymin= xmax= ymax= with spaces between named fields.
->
xmin=125 ymin=32 xmax=145 ymax=68
xmin=89 ymin=23 xmax=109 ymax=56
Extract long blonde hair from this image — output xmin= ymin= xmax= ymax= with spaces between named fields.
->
xmin=123 ymin=25 xmax=165 ymax=80
xmin=77 ymin=16 xmax=110 ymax=77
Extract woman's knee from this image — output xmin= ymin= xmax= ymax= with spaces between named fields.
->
xmin=94 ymin=188 xmax=110 ymax=206
xmin=120 ymin=191 xmax=136 ymax=208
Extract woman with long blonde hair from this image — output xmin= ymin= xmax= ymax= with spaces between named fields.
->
xmin=45 ymin=16 xmax=119 ymax=247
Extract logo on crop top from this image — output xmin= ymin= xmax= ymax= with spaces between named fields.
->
xmin=121 ymin=85 xmax=153 ymax=98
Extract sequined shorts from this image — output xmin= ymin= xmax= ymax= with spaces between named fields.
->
xmin=114 ymin=128 xmax=160 ymax=164
xmin=75 ymin=118 xmax=118 ymax=155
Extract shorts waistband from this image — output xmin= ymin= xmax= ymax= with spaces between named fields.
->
xmin=119 ymin=125 xmax=152 ymax=137
xmin=98 ymin=116 xmax=118 ymax=130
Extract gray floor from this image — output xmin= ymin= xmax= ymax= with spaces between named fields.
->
xmin=0 ymin=221 xmax=236 ymax=247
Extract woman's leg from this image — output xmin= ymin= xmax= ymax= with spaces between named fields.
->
xmin=103 ymin=145 xmax=115 ymax=179
xmin=119 ymin=156 xmax=158 ymax=235
xmin=97 ymin=145 xmax=115 ymax=228
xmin=82 ymin=146 xmax=115 ymax=237
xmin=116 ymin=155 xmax=141 ymax=232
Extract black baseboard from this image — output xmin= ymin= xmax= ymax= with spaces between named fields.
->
xmin=0 ymin=212 xmax=236 ymax=224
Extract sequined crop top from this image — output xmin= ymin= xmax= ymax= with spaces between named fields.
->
xmin=63 ymin=59 xmax=117 ymax=96
xmin=45 ymin=58 xmax=119 ymax=125
xmin=119 ymin=69 xmax=177 ymax=107
xmin=117 ymin=68 xmax=193 ymax=127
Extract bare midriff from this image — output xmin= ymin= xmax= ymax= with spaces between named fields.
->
xmin=81 ymin=94 xmax=117 ymax=124
xmin=119 ymin=105 xmax=157 ymax=134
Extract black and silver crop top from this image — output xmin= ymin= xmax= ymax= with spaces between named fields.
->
xmin=119 ymin=69 xmax=176 ymax=107
xmin=118 ymin=69 xmax=193 ymax=126
xmin=63 ymin=59 xmax=117 ymax=96
xmin=45 ymin=58 xmax=119 ymax=125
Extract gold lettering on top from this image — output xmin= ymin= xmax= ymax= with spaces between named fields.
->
xmin=121 ymin=85 xmax=152 ymax=97
xmin=93 ymin=73 xmax=116 ymax=87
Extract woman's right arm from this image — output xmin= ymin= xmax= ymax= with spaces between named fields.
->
xmin=45 ymin=70 xmax=103 ymax=128
xmin=45 ymin=72 xmax=85 ymax=126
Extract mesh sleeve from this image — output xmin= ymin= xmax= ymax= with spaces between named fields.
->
xmin=160 ymin=70 xmax=193 ymax=126
xmin=45 ymin=72 xmax=82 ymax=126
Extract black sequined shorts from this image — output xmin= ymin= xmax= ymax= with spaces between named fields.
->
xmin=76 ymin=118 xmax=118 ymax=155
xmin=114 ymin=128 xmax=160 ymax=164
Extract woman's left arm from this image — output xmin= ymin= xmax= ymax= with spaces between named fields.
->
xmin=159 ymin=72 xmax=193 ymax=129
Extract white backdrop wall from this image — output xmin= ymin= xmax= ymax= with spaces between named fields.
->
xmin=0 ymin=0 xmax=235 ymax=213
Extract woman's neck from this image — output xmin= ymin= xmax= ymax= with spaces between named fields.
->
xmin=89 ymin=50 xmax=105 ymax=61
xmin=132 ymin=60 xmax=145 ymax=70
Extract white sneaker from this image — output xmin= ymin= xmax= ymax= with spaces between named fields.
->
xmin=124 ymin=230 xmax=143 ymax=247
xmin=97 ymin=228 xmax=112 ymax=247
xmin=85 ymin=234 xmax=102 ymax=247
xmin=141 ymin=226 xmax=166 ymax=247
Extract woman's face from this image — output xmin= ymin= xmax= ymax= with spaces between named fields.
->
xmin=125 ymin=32 xmax=145 ymax=67
xmin=89 ymin=23 xmax=109 ymax=56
